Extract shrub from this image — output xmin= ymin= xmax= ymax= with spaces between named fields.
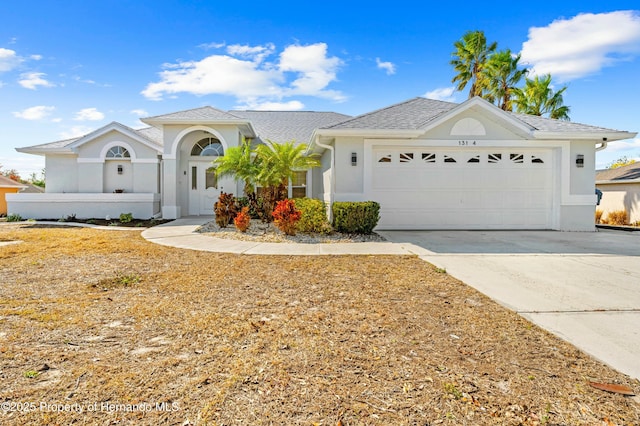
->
xmin=606 ymin=210 xmax=628 ymax=226
xmin=595 ymin=209 xmax=604 ymax=224
xmin=119 ymin=212 xmax=133 ymax=223
xmin=234 ymin=207 xmax=251 ymax=233
xmin=295 ymin=198 xmax=332 ymax=234
xmin=332 ymin=201 xmax=380 ymax=234
xmin=272 ymin=199 xmax=302 ymax=236
xmin=6 ymin=213 xmax=23 ymax=222
xmin=214 ymin=192 xmax=239 ymax=228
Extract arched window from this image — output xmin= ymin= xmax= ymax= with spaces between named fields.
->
xmin=192 ymin=137 xmax=224 ymax=156
xmin=106 ymin=146 xmax=130 ymax=158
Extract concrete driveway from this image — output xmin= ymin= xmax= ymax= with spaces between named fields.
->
xmin=378 ymin=229 xmax=640 ymax=380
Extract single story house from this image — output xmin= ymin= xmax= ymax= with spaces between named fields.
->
xmin=0 ymin=174 xmax=27 ymax=215
xmin=9 ymin=96 xmax=636 ymax=231
xmin=596 ymin=162 xmax=640 ymax=225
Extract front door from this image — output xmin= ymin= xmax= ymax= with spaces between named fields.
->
xmin=188 ymin=162 xmax=236 ymax=215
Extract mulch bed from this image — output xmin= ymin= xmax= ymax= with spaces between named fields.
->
xmin=0 ymin=224 xmax=638 ymax=425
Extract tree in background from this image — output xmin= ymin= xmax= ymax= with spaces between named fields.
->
xmin=511 ymin=74 xmax=570 ymax=120
xmin=607 ymin=155 xmax=637 ymax=169
xmin=450 ymin=31 xmax=570 ymax=120
xmin=450 ymin=30 xmax=497 ymax=99
xmin=483 ymin=49 xmax=528 ymax=111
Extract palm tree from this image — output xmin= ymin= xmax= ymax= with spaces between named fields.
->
xmin=254 ymin=140 xmax=320 ymax=199
xmin=450 ymin=30 xmax=497 ymax=99
xmin=512 ymin=74 xmax=570 ymax=120
xmin=213 ymin=138 xmax=259 ymax=195
xmin=483 ymin=49 xmax=528 ymax=111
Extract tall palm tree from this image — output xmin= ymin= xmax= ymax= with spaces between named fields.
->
xmin=450 ymin=30 xmax=497 ymax=99
xmin=213 ymin=138 xmax=259 ymax=195
xmin=483 ymin=49 xmax=528 ymax=111
xmin=512 ymin=74 xmax=570 ymax=120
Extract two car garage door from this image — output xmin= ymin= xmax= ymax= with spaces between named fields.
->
xmin=371 ymin=147 xmax=554 ymax=229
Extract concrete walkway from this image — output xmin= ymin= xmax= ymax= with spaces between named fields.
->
xmin=140 ymin=217 xmax=430 ymax=255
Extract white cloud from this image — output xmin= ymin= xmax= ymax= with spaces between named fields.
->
xmin=235 ymin=100 xmax=305 ymax=111
xmin=30 ymin=54 xmax=42 ymax=61
xmin=521 ymin=11 xmax=640 ymax=81
xmin=130 ymin=109 xmax=148 ymax=116
xmin=424 ymin=87 xmax=456 ymax=102
xmin=227 ymin=43 xmax=275 ymax=63
xmin=59 ymin=125 xmax=93 ymax=139
xmin=12 ymin=105 xmax=55 ymax=120
xmin=74 ymin=107 xmax=104 ymax=121
xmin=142 ymin=42 xmax=345 ymax=103
xmin=376 ymin=58 xmax=396 ymax=75
xmin=18 ymin=72 xmax=55 ymax=89
xmin=0 ymin=48 xmax=22 ymax=72
xmin=199 ymin=42 xmax=226 ymax=50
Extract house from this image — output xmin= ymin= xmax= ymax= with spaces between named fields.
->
xmin=9 ymin=96 xmax=636 ymax=231
xmin=0 ymin=175 xmax=27 ymax=216
xmin=596 ymin=162 xmax=640 ymax=225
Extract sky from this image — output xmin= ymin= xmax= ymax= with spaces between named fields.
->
xmin=1 ymin=1 xmax=639 ymax=178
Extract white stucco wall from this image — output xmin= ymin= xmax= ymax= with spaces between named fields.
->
xmin=7 ymin=193 xmax=161 ymax=219
xmin=45 ymin=155 xmax=78 ymax=193
xmin=333 ymin=137 xmax=364 ymax=196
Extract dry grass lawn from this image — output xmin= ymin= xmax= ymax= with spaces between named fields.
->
xmin=0 ymin=223 xmax=638 ymax=425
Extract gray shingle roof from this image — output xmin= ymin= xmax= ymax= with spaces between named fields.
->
xmin=230 ymin=110 xmax=351 ymax=144
xmin=326 ymin=97 xmax=457 ymax=130
xmin=325 ymin=96 xmax=630 ymax=134
xmin=596 ymin=162 xmax=640 ymax=181
xmin=18 ymin=137 xmax=80 ymax=152
xmin=144 ymin=106 xmax=244 ymax=122
xmin=135 ymin=126 xmax=163 ymax=145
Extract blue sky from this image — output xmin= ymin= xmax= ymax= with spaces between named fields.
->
xmin=1 ymin=1 xmax=639 ymax=178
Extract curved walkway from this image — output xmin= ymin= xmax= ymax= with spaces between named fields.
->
xmin=140 ymin=217 xmax=428 ymax=255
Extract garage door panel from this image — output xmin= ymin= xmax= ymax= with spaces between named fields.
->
xmin=371 ymin=147 xmax=554 ymax=229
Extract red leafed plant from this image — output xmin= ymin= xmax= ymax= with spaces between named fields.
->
xmin=234 ymin=207 xmax=251 ymax=233
xmin=272 ymin=199 xmax=301 ymax=236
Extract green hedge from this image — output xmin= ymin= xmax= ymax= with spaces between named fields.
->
xmin=332 ymin=201 xmax=380 ymax=234
xmin=294 ymin=198 xmax=332 ymax=234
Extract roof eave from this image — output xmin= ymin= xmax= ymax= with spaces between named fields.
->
xmin=140 ymin=119 xmax=257 ymax=138
xmin=532 ymin=130 xmax=637 ymax=141
xmin=596 ymin=178 xmax=640 ymax=185
xmin=15 ymin=147 xmax=74 ymax=155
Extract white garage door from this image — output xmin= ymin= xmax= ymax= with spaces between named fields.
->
xmin=371 ymin=147 xmax=554 ymax=229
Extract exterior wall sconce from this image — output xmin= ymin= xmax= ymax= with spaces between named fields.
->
xmin=576 ymin=154 xmax=584 ymax=168
xmin=117 ymin=165 xmax=124 ymax=174
xmin=351 ymin=152 xmax=357 ymax=166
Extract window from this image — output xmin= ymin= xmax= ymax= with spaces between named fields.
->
xmin=399 ymin=152 xmax=414 ymax=163
xmin=191 ymin=167 xmax=197 ymax=190
xmin=291 ymin=171 xmax=307 ymax=198
xmin=488 ymin=153 xmax=502 ymax=163
xmin=377 ymin=154 xmax=392 ymax=163
xmin=532 ymin=156 xmax=545 ymax=164
xmin=192 ymin=137 xmax=224 ymax=156
xmin=205 ymin=168 xmax=217 ymax=189
xmin=467 ymin=155 xmax=480 ymax=163
xmin=422 ymin=153 xmax=436 ymax=163
xmin=510 ymin=153 xmax=524 ymax=164
xmin=444 ymin=155 xmax=457 ymax=163
xmin=106 ymin=146 xmax=130 ymax=158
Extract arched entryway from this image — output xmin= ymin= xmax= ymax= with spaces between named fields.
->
xmin=187 ymin=136 xmax=235 ymax=215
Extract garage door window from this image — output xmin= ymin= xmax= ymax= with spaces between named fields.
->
xmin=422 ymin=153 xmax=436 ymax=163
xmin=399 ymin=152 xmax=414 ymax=163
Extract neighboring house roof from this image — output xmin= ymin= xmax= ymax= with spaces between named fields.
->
xmin=596 ymin=162 xmax=640 ymax=183
xmin=322 ymin=96 xmax=635 ymax=141
xmin=230 ymin=110 xmax=351 ymax=144
xmin=19 ymin=183 xmax=45 ymax=193
xmin=0 ymin=175 xmax=27 ymax=189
